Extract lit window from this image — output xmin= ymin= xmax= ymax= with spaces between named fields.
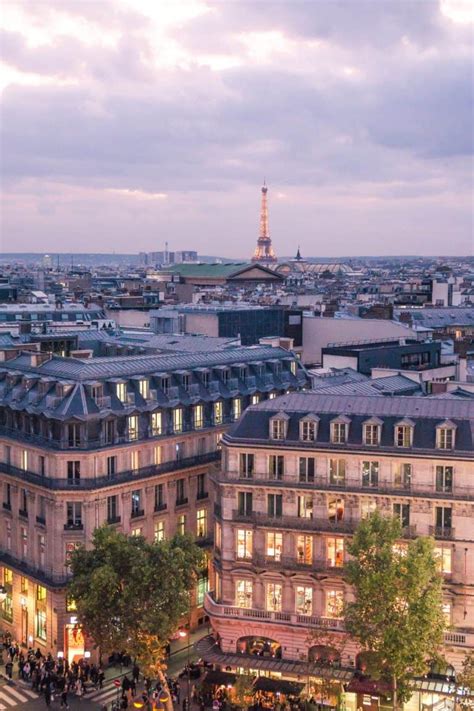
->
xmin=4 ymin=568 xmax=13 ymax=586
xmin=326 ymin=590 xmax=344 ymax=618
xmin=236 ymin=579 xmax=253 ymax=608
xmin=138 ymin=379 xmax=149 ymax=399
xmin=434 ymin=546 xmax=452 ymax=574
xmin=197 ymin=570 xmax=209 ymax=606
xmin=296 ymin=535 xmax=312 ymax=565
xmin=21 ymin=449 xmax=28 ymax=471
xmin=329 ymin=459 xmax=346 ymax=486
xmin=362 ymin=461 xmax=379 ymax=488
xmin=296 ymin=586 xmax=312 ymax=616
xmin=297 ymin=495 xmax=313 ymax=519
xmin=154 ymin=520 xmax=165 ymax=542
xmin=151 ymin=412 xmax=162 ymax=436
xmin=269 ymin=392 xmax=276 ymax=400
xmin=360 ymin=500 xmax=377 ymax=519
xmin=131 ymin=490 xmax=142 ymax=516
xmin=177 ymin=514 xmax=186 ymax=535
xmin=266 ymin=532 xmax=283 ymax=561
xmin=251 ymin=394 xmax=260 ymax=405
xmin=394 ymin=463 xmax=412 ymax=489
xmin=364 ymin=424 xmax=380 ymax=446
xmin=131 ymin=528 xmax=142 ymax=537
xmin=153 ymin=446 xmax=161 ymax=466
xmin=130 ymin=450 xmax=139 ymax=471
xmin=290 ymin=361 xmax=297 ymax=376
xmin=236 ymin=529 xmax=253 ymax=559
xmin=36 ymin=585 xmax=47 ymax=602
xmin=395 ymin=424 xmax=413 ymax=448
xmin=437 ymin=427 xmax=455 ymax=450
xmin=331 ymin=421 xmax=348 ymax=444
xmin=327 ymin=537 xmax=344 ymax=567
xmin=197 ymin=509 xmax=207 ymax=538
xmin=116 ymin=383 xmax=126 ymax=402
xmin=232 ymin=398 xmax=241 ymax=421
xmin=36 ymin=611 xmax=47 ymax=641
xmin=328 ymin=497 xmax=345 ymax=522
xmin=194 ymin=405 xmax=204 ymax=429
xmin=128 ymin=415 xmax=138 ymax=441
xmin=266 ymin=583 xmax=282 ymax=612
xmin=215 ymin=521 xmax=222 ymax=549
xmin=173 ymin=408 xmax=183 ymax=434
xmin=213 ymin=401 xmax=223 ymax=425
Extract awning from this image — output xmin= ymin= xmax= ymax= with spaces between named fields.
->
xmin=253 ymin=677 xmax=304 ymax=696
xmin=203 ymin=671 xmax=237 ymax=687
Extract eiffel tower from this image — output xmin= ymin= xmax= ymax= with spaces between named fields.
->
xmin=251 ymin=181 xmax=277 ymax=265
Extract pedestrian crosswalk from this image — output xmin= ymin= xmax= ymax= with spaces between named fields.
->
xmin=86 ymin=678 xmax=124 ymax=707
xmin=0 ymin=681 xmax=39 ymax=708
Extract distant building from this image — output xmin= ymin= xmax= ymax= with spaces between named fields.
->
xmin=156 ymin=262 xmax=284 ymax=289
xmin=251 ymin=183 xmax=277 ymax=266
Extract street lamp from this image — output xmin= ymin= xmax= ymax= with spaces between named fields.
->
xmin=179 ymin=628 xmax=191 ymax=711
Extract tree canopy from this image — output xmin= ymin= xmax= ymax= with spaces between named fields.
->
xmin=344 ymin=511 xmax=446 ymax=707
xmin=68 ymin=526 xmax=204 ymax=707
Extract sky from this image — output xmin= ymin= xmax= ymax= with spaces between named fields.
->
xmin=1 ymin=0 xmax=473 ymax=258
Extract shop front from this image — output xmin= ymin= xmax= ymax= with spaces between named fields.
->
xmin=64 ymin=619 xmax=85 ymax=664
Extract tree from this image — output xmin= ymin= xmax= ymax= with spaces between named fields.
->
xmin=233 ymin=673 xmax=255 ymax=710
xmin=344 ymin=511 xmax=446 ymax=710
xmin=456 ymin=651 xmax=474 ymax=711
xmin=68 ymin=526 xmax=203 ymax=711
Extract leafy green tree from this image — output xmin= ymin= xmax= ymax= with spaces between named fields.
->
xmin=344 ymin=511 xmax=446 ymax=710
xmin=456 ymin=651 xmax=474 ymax=711
xmin=68 ymin=526 xmax=203 ymax=711
xmin=233 ymin=673 xmax=255 ymax=710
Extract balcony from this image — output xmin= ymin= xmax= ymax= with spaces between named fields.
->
xmin=107 ymin=515 xmax=121 ymax=525
xmin=196 ymin=490 xmax=209 ymax=501
xmin=0 ymin=451 xmax=220 ymax=491
xmin=0 ymin=550 xmax=70 ymax=588
xmin=131 ymin=509 xmax=145 ymax=519
xmin=204 ymin=593 xmax=345 ymax=632
xmin=154 ymin=503 xmax=167 ymax=513
xmin=64 ymin=522 xmax=84 ymax=531
xmin=429 ymin=526 xmax=455 ymax=540
xmin=253 ymin=553 xmax=345 ymax=574
xmin=175 ymin=497 xmax=189 ymax=508
xmin=444 ymin=629 xmax=474 ymax=648
xmin=232 ymin=510 xmax=358 ymax=534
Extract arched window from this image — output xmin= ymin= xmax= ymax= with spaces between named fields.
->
xmin=236 ymin=636 xmax=282 ymax=659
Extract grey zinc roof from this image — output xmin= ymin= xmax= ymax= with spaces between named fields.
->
xmin=396 ymin=307 xmax=474 ymax=328
xmin=2 ymin=346 xmax=294 ymax=382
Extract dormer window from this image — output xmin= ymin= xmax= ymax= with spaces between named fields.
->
xmin=202 ymin=371 xmax=209 ymax=388
xmin=239 ymin=367 xmax=247 ymax=380
xmin=138 ymin=379 xmax=149 ymax=399
xmin=116 ymin=382 xmax=126 ymax=403
xmin=151 ymin=412 xmax=162 ymax=436
xmin=363 ymin=418 xmax=382 ymax=446
xmin=160 ymin=377 xmax=170 ymax=396
xmin=182 ymin=374 xmax=189 ymax=391
xmin=222 ymin=369 xmax=229 ymax=385
xmin=331 ymin=416 xmax=350 ymax=444
xmin=290 ymin=361 xmax=297 ymax=376
xmin=394 ymin=419 xmax=415 ymax=448
xmin=436 ymin=421 xmax=456 ymax=450
xmin=299 ymin=415 xmax=319 ymax=442
xmin=270 ymin=412 xmax=289 ymax=440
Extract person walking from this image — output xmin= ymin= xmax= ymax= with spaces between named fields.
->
xmin=60 ymin=689 xmax=70 ymax=709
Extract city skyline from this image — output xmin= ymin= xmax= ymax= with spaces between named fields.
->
xmin=1 ymin=0 xmax=473 ymax=257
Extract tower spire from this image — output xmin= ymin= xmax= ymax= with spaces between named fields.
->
xmin=251 ymin=181 xmax=277 ymax=265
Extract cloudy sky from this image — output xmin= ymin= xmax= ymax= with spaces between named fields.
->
xmin=1 ymin=0 xmax=473 ymax=258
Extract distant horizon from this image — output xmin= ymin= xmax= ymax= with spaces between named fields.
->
xmin=1 ymin=252 xmax=473 ymax=261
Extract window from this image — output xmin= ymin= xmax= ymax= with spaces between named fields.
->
xmin=236 ymin=580 xmax=253 ymax=608
xmin=266 ymin=583 xmax=282 ymax=612
xmin=240 ymin=453 xmax=255 ymax=478
xmin=65 ymin=541 xmax=80 ymax=567
xmin=238 ymin=492 xmax=253 ymax=516
xmin=154 ymin=521 xmax=165 ymax=542
xmin=221 ymin=369 xmax=229 ymax=385
xmin=268 ymin=392 xmax=276 ymax=400
xmin=176 ymin=478 xmax=186 ymax=504
xmin=131 ymin=490 xmax=142 ymax=516
xmin=267 ymin=493 xmax=282 ymax=517
xmin=131 ymin=450 xmax=139 ymax=471
xmin=364 ymin=424 xmax=380 ymax=446
xmin=435 ymin=506 xmax=452 ymax=531
xmin=20 ymin=577 xmax=28 ymax=594
xmin=394 ymin=463 xmax=412 ymax=489
xmin=297 ymin=495 xmax=313 ymax=519
xmin=269 ymin=455 xmax=284 ymax=480
xmin=36 ymin=611 xmax=47 ymax=641
xmin=393 ymin=503 xmax=410 ymax=528
xmin=437 ymin=427 xmax=455 ymax=450
xmin=360 ymin=500 xmax=377 ymax=519
xmin=196 ymin=570 xmax=209 ymax=606
xmin=138 ymin=379 xmax=149 ymax=399
xmin=213 ymin=401 xmax=223 ymax=425
xmin=20 ymin=526 xmax=28 ymax=558
xmin=107 ymin=495 xmax=118 ymax=522
xmin=67 ymin=424 xmax=81 ymax=448
xmin=329 ymin=459 xmax=346 ymax=486
xmin=202 ymin=371 xmax=209 ymax=388
xmin=326 ymin=590 xmax=344 ymax=618
xmin=290 ymin=360 xmax=297 ymax=375
xmin=131 ymin=528 xmax=142 ymax=537
xmin=395 ymin=424 xmax=413 ymax=448
xmin=266 ymin=532 xmax=283 ymax=561
xmin=436 ymin=466 xmax=453 ymax=493
xmin=6 ymin=521 xmax=11 ymax=550
xmin=39 ymin=456 xmax=46 ymax=476
xmin=197 ymin=473 xmax=206 ymax=499
xmin=270 ymin=418 xmax=286 ymax=440
xmin=128 ymin=415 xmax=138 ymax=441
xmin=155 ymin=484 xmax=165 ymax=510
xmin=299 ymin=457 xmax=315 ymax=483
xmin=300 ymin=418 xmax=317 ymax=442
xmin=66 ymin=502 xmax=82 ymax=527
xmin=38 ymin=495 xmax=46 ymax=522
xmin=362 ymin=461 xmax=379 ymax=488
xmin=237 ymin=529 xmax=253 ymax=559
xmin=116 ymin=383 xmax=126 ymax=402
xmin=21 ymin=449 xmax=28 ymax=471
xmin=328 ymin=498 xmax=344 ymax=522
xmin=296 ymin=586 xmax=312 ymax=615
xmin=151 ymin=412 xmax=162 ymax=436
xmin=215 ymin=521 xmax=222 ymax=550
xmin=251 ymin=394 xmax=260 ymax=405
xmin=3 ymin=482 xmax=11 ymax=508
xmin=297 ymin=535 xmax=312 ymax=564
xmin=177 ymin=514 xmax=186 ymax=535
xmin=36 ymin=584 xmax=47 ymax=602
xmin=20 ymin=488 xmax=28 ymax=515
xmin=194 ymin=405 xmax=204 ymax=429
xmin=107 ymin=455 xmax=117 ymax=478
xmin=327 ymin=538 xmax=344 ymax=567
xmin=161 ymin=376 xmax=170 ymax=396
xmin=104 ymin=420 xmax=115 ymax=444
xmin=153 ymin=446 xmax=161 ymax=466
xmin=67 ymin=461 xmax=80 ymax=486
xmin=196 ymin=509 xmax=207 ymax=537
xmin=331 ymin=422 xmax=348 ymax=444
xmin=38 ymin=535 xmax=45 ymax=567
xmin=434 ymin=546 xmax=452 ymax=574
xmin=232 ymin=398 xmax=241 ymax=421
xmin=173 ymin=408 xmax=183 ymax=434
